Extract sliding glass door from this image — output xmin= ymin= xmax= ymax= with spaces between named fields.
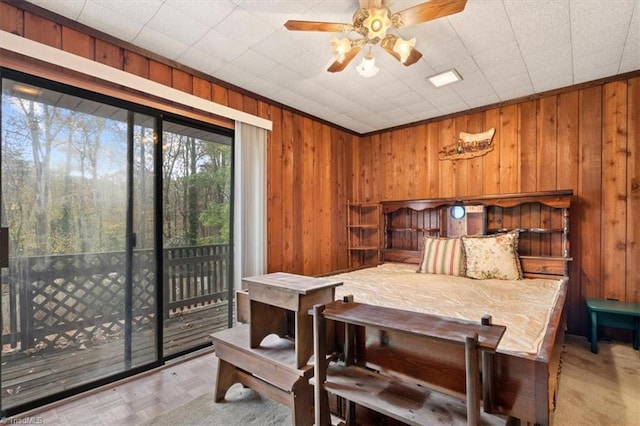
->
xmin=0 ymin=69 xmax=234 ymax=416
xmin=161 ymin=121 xmax=233 ymax=357
xmin=0 ymin=75 xmax=159 ymax=414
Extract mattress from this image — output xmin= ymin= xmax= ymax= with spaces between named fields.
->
xmin=329 ymin=262 xmax=565 ymax=356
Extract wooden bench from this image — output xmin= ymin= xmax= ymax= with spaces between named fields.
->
xmin=311 ymin=298 xmax=507 ymax=426
xmin=586 ymin=298 xmax=640 ymax=354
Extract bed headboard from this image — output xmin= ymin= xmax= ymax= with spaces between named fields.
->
xmin=380 ymin=190 xmax=573 ymax=279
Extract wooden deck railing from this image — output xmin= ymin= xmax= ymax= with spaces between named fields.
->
xmin=0 ymin=244 xmax=231 ymax=352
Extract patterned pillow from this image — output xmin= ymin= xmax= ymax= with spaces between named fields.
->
xmin=461 ymin=231 xmax=522 ymax=280
xmin=417 ymin=236 xmax=464 ymax=276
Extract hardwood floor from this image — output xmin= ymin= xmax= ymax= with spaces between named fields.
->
xmin=2 ymin=303 xmax=230 ymax=410
xmin=8 ymin=347 xmax=219 ymax=425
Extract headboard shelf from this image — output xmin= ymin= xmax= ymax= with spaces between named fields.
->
xmin=387 ymin=227 xmax=441 ymax=233
xmin=487 ymin=227 xmax=566 ymax=234
xmin=380 ymin=190 xmax=574 ymax=278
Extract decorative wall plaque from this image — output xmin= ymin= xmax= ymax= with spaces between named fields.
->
xmin=439 ymin=128 xmax=495 ymax=160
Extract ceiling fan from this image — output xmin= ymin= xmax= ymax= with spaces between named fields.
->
xmin=284 ymin=0 xmax=468 ymax=76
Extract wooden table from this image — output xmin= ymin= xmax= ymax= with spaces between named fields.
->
xmin=586 ymin=298 xmax=640 ymax=353
xmin=244 ymin=272 xmax=342 ymax=368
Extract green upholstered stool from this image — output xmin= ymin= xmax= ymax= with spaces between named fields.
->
xmin=586 ymin=298 xmax=640 ymax=354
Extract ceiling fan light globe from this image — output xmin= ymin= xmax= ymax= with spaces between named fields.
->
xmin=393 ymin=37 xmax=416 ymax=63
xmin=330 ymin=36 xmax=352 ymax=63
xmin=356 ymin=55 xmax=379 ymax=78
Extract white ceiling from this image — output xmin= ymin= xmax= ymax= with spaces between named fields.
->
xmin=25 ymin=0 xmax=640 ymax=134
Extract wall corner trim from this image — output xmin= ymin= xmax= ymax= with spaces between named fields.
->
xmin=0 ymin=30 xmax=273 ymax=131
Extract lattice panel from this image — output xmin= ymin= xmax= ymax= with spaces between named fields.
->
xmin=24 ymin=250 xmax=156 ymax=350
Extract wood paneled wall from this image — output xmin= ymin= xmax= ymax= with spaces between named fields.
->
xmin=352 ymin=78 xmax=640 ymax=334
xmin=3 ymin=1 xmax=639 ymax=335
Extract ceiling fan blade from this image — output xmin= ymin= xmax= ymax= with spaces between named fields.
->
xmin=359 ymin=0 xmax=383 ymax=8
xmin=284 ymin=20 xmax=352 ymax=32
xmin=327 ymin=45 xmax=362 ymax=73
xmin=394 ymin=0 xmax=467 ymax=28
xmin=401 ymin=48 xmax=423 ymax=66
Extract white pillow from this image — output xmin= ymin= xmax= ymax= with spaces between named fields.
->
xmin=461 ymin=231 xmax=522 ymax=280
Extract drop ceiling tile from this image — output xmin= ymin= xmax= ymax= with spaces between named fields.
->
xmin=571 ymin=1 xmax=635 ymax=59
xmin=231 ymin=49 xmax=279 ymax=75
xmin=233 ymin=0 xmax=314 ymax=12
xmin=365 ymin=95 xmax=401 ymax=114
xmin=133 ymin=27 xmax=189 ymax=61
xmin=262 ymin=65 xmax=304 ymax=88
xmin=194 ymin=29 xmax=249 ymax=62
xmin=493 ymin=73 xmax=535 ymax=100
xmin=402 ymin=98 xmax=437 ymax=114
xmin=504 ymin=0 xmax=571 ymax=53
xmin=334 ymin=98 xmax=367 ymax=117
xmin=524 ymin=46 xmax=574 ymax=92
xmin=420 ymin=42 xmax=476 ymax=76
xmin=284 ymin=52 xmax=332 ymax=79
xmin=86 ymin=0 xmax=162 ymax=26
xmin=26 ymin=0 xmax=86 ymax=20
xmin=457 ymin=86 xmax=499 ymax=106
xmin=465 ymin=94 xmax=503 ymax=110
xmin=77 ymin=2 xmax=146 ymax=42
xmin=177 ymin=47 xmax=226 ymax=75
xmin=307 ymin=87 xmax=348 ymax=109
xmin=483 ymin=58 xmax=529 ymax=85
xmin=470 ymin=41 xmax=524 ymax=71
xmin=303 ymin=0 xmax=359 ymax=20
xmin=144 ymin=3 xmax=211 ymax=46
xmin=449 ymin=0 xmax=514 ymax=55
xmin=166 ymin=0 xmax=237 ymax=28
xmin=325 ymin=79 xmax=368 ymax=102
xmin=263 ymin=87 xmax=297 ymax=107
xmin=213 ymin=63 xmax=258 ymax=89
xmin=290 ymin=98 xmax=329 ymax=118
xmin=406 ymin=18 xmax=460 ymax=47
xmin=620 ymin=4 xmax=640 ymax=73
xmin=242 ymin=77 xmax=281 ymax=99
xmin=427 ymin=90 xmax=465 ymax=109
xmin=288 ymin=79 xmax=325 ymax=98
xmin=253 ymin=31 xmax=309 ymax=66
xmin=388 ymin=90 xmax=427 ymax=109
xmin=215 ymin=8 xmax=277 ymax=47
xmin=438 ymin=101 xmax=471 ymax=116
xmin=384 ymin=107 xmax=415 ymax=122
xmin=373 ymin=80 xmax=414 ymax=101
xmin=573 ymin=53 xmax=622 ymax=83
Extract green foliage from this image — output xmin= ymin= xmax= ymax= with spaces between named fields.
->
xmin=2 ymin=81 xmax=232 ymax=256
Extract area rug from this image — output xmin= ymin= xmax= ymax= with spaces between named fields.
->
xmin=148 ymin=335 xmax=639 ymax=425
xmin=553 ymin=334 xmax=640 ymax=425
xmin=145 ymin=383 xmax=290 ymax=426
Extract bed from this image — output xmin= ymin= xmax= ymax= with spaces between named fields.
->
xmin=326 ymin=190 xmax=573 ymax=425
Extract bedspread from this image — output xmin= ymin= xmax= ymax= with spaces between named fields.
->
xmin=329 ymin=263 xmax=564 ymax=356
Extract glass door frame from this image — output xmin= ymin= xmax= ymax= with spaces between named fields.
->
xmin=0 ymin=69 xmax=172 ymax=417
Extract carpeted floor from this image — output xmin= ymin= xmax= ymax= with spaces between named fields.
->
xmin=553 ymin=334 xmax=639 ymax=425
xmin=148 ymin=334 xmax=639 ymax=425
